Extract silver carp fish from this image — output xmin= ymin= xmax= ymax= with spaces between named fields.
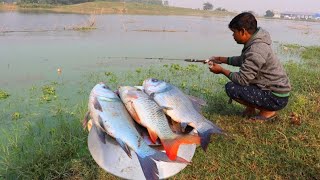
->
xmin=83 ymin=83 xmax=188 ymax=180
xmin=118 ymin=86 xmax=200 ymax=160
xmin=142 ymin=78 xmax=223 ymax=151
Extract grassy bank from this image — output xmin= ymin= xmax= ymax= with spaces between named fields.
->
xmin=0 ymin=2 xmax=235 ymax=16
xmin=0 ymin=45 xmax=319 ymax=179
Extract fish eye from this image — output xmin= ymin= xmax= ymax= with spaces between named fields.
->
xmin=151 ymin=78 xmax=158 ymax=83
xmin=102 ymin=85 xmax=107 ymax=89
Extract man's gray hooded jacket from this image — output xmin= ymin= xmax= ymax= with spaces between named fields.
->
xmin=228 ymin=28 xmax=291 ymax=94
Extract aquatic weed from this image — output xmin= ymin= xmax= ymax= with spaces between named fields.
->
xmin=135 ymin=68 xmax=142 ymax=73
xmin=0 ymin=89 xmax=10 ymax=100
xmin=42 ymin=85 xmax=56 ymax=96
xmin=40 ymin=84 xmax=58 ymax=103
xmin=104 ymin=72 xmax=113 ymax=76
xmin=11 ymin=112 xmax=21 ymax=121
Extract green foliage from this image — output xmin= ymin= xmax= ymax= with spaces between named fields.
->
xmin=215 ymin=7 xmax=227 ymax=12
xmin=18 ymin=0 xmax=161 ymax=5
xmin=40 ymin=83 xmax=57 ymax=102
xmin=18 ymin=0 xmax=93 ymax=5
xmin=301 ymin=46 xmax=320 ymax=61
xmin=203 ymin=2 xmax=213 ymax=10
xmin=0 ymin=89 xmax=10 ymax=100
xmin=124 ymin=0 xmax=163 ymax=5
xmin=265 ymin=10 xmax=274 ymax=17
xmin=18 ymin=2 xmax=56 ymax=7
xmin=11 ymin=112 xmax=22 ymax=121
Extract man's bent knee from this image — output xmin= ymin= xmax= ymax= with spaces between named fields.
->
xmin=225 ymin=82 xmax=237 ymax=98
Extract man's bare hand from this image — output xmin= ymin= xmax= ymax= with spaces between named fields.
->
xmin=209 ymin=56 xmax=223 ymax=64
xmin=209 ymin=63 xmax=223 ymax=74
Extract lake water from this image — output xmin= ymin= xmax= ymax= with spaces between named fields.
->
xmin=1 ymin=12 xmax=320 ymax=91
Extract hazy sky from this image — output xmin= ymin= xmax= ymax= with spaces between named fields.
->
xmin=168 ymin=0 xmax=320 ymax=14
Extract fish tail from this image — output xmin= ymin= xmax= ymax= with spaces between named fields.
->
xmin=82 ymin=111 xmax=90 ymax=129
xmin=136 ymin=149 xmax=188 ymax=180
xmin=136 ymin=154 xmax=159 ymax=180
xmin=150 ymin=148 xmax=190 ymax=164
xmin=198 ymin=122 xmax=223 ymax=151
xmin=161 ymin=134 xmax=200 ymax=160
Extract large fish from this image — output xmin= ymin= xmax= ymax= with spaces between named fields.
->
xmin=118 ymin=86 xmax=200 ymax=160
xmin=142 ymin=78 xmax=223 ymax=151
xmin=83 ymin=83 xmax=188 ymax=180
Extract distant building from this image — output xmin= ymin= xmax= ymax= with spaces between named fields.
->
xmin=314 ymin=13 xmax=320 ymax=20
xmin=281 ymin=12 xmax=315 ymax=20
xmin=161 ymin=0 xmax=204 ymax=9
xmin=162 ymin=0 xmax=168 ymax=6
xmin=273 ymin=11 xmax=281 ymax=18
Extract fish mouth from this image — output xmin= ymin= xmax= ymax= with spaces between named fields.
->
xmin=114 ymin=89 xmax=120 ymax=96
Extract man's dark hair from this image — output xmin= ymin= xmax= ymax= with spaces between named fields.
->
xmin=229 ymin=12 xmax=258 ymax=34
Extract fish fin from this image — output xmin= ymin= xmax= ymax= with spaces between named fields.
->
xmin=143 ymin=134 xmax=162 ymax=146
xmin=135 ymin=123 xmax=161 ymax=146
xmin=147 ymin=128 xmax=158 ymax=144
xmin=82 ymin=111 xmax=90 ymax=129
xmin=116 ymin=138 xmax=132 ymax=158
xmin=188 ymin=95 xmax=207 ymax=106
xmin=93 ymin=123 xmax=106 ymax=144
xmin=93 ymin=97 xmax=103 ymax=111
xmin=188 ymin=95 xmax=207 ymax=113
xmin=161 ymin=134 xmax=200 ymax=160
xmin=129 ymin=101 xmax=142 ymax=124
xmin=198 ymin=122 xmax=223 ymax=151
xmin=159 ymin=106 xmax=173 ymax=111
xmin=136 ymin=154 xmax=159 ymax=180
xmin=134 ymin=86 xmax=144 ymax=91
xmin=149 ymin=149 xmax=189 ymax=164
xmin=98 ymin=116 xmax=106 ymax=130
xmin=87 ymin=119 xmax=93 ymax=131
xmin=180 ymin=122 xmax=189 ymax=132
xmin=149 ymin=92 xmax=155 ymax=100
xmin=135 ymin=147 xmax=189 ymax=179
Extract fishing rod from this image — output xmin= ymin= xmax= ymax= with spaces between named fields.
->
xmin=105 ymin=56 xmax=209 ymax=63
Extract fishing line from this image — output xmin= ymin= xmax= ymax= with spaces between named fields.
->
xmin=105 ymin=57 xmax=208 ymax=62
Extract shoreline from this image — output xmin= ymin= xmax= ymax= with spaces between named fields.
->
xmin=0 ymin=2 xmax=235 ymax=16
xmin=2 ymin=2 xmax=318 ymax=23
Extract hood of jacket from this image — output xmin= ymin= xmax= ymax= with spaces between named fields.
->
xmin=244 ymin=28 xmax=272 ymax=50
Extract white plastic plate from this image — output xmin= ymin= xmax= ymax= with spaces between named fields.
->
xmin=88 ymin=125 xmax=196 ymax=180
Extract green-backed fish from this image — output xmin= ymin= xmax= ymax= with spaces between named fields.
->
xmin=118 ymin=86 xmax=200 ymax=160
xmin=142 ymin=78 xmax=223 ymax=151
xmin=83 ymin=83 xmax=188 ymax=180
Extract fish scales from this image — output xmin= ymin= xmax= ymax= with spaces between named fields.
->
xmin=157 ymin=87 xmax=204 ymax=126
xmin=143 ymin=78 xmax=223 ymax=151
xmin=119 ymin=86 xmax=200 ymax=160
xmin=84 ymin=83 xmax=189 ymax=180
xmin=134 ymin=96 xmax=175 ymax=138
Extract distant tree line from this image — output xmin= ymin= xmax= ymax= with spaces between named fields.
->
xmin=203 ymin=2 xmax=213 ymax=10
xmin=17 ymin=0 xmax=163 ymax=5
xmin=265 ymin=10 xmax=275 ymax=17
xmin=19 ymin=0 xmax=93 ymax=5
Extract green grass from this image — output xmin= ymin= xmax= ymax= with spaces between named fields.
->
xmin=0 ymin=45 xmax=319 ymax=179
